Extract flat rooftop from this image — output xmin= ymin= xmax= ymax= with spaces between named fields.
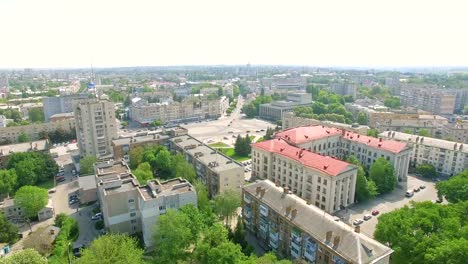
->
xmin=0 ymin=140 xmax=48 ymax=157
xmin=244 ymin=180 xmax=393 ymax=264
xmin=112 ymin=133 xmax=169 ymax=146
xmin=106 ymin=179 xmax=137 ymax=195
xmin=95 ymin=160 xmax=130 ymax=177
xmin=170 ymin=135 xmax=243 ymax=173
xmin=139 ymin=178 xmax=194 ymax=200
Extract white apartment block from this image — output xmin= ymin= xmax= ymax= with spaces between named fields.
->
xmin=74 ymin=99 xmax=118 ymax=158
xmin=129 ymin=95 xmax=228 ymax=125
xmin=169 ymin=135 xmax=244 ymax=197
xmin=282 ymin=112 xmax=369 ymax=135
xmin=443 ymin=122 xmax=468 ymax=144
xmin=95 ymin=161 xmax=197 ymax=246
xmin=275 ymin=126 xmax=411 ymax=182
xmin=379 ymin=131 xmax=468 ymax=177
xmin=251 ymin=139 xmax=358 ymax=213
xmin=243 ymin=180 xmax=393 ymax=263
xmin=0 ymin=118 xmax=75 ymax=143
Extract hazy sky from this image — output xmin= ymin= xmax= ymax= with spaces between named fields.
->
xmin=1 ymin=0 xmax=467 ymax=68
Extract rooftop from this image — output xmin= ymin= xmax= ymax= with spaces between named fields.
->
xmin=244 ymin=180 xmax=393 ymax=263
xmin=0 ymin=140 xmax=48 ymax=157
xmin=112 ymin=133 xmax=169 ymax=146
xmin=170 ymin=135 xmax=243 ymax=172
xmin=95 ymin=160 xmax=131 ymax=177
xmin=78 ymin=175 xmax=97 ymax=191
xmin=139 ymin=178 xmax=194 ymax=200
xmin=252 ymin=139 xmax=354 ymax=176
xmin=380 ymin=131 xmax=468 ymax=153
xmin=277 ymin=126 xmax=408 ymax=154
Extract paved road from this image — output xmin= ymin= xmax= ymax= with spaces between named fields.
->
xmin=336 ymin=175 xmax=441 ymax=238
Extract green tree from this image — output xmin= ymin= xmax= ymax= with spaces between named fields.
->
xmin=312 ymin=101 xmax=327 ymax=115
xmin=416 ymin=163 xmax=437 ymax=178
xmin=172 ymin=154 xmax=196 ymax=183
xmin=366 ymin=129 xmax=379 ymax=137
xmin=151 ymin=119 xmax=162 ymax=127
xmin=129 ymin=146 xmax=144 ymax=169
xmin=403 ymin=128 xmax=413 ymax=134
xmin=306 ymin=84 xmax=320 ymax=98
xmin=76 ymin=234 xmax=144 ymax=264
xmin=195 ymin=181 xmax=211 ymax=212
xmin=384 ymin=96 xmax=401 ymax=108
xmin=7 ymin=152 xmax=58 ymax=187
xmin=357 ymin=112 xmax=368 ymax=125
xmin=213 ymin=190 xmax=241 ymax=227
xmin=0 ymin=213 xmax=19 ymax=244
xmin=18 ymin=132 xmax=30 ymax=143
xmin=28 ymin=108 xmax=44 ymax=123
xmin=436 ymin=170 xmax=468 ymax=203
xmin=0 ymin=169 xmax=17 ymax=197
xmin=264 ymin=127 xmax=275 ymax=140
xmin=0 ymin=248 xmax=47 ymax=264
xmin=369 ymin=157 xmax=396 ymax=194
xmin=154 ymin=147 xmax=172 ymax=176
xmin=374 ymin=201 xmax=468 ymax=264
xmin=80 ymin=155 xmax=97 ymax=175
xmin=14 ymin=186 xmax=48 ymax=218
xmin=347 ymin=156 xmax=378 ymax=202
xmin=242 ymin=102 xmax=257 ymax=118
xmin=132 ymin=162 xmax=153 ymax=184
xmin=418 ymin=128 xmax=430 ymax=137
xmin=153 ymin=209 xmax=193 ymax=263
xmin=218 ymin=87 xmax=223 ymax=97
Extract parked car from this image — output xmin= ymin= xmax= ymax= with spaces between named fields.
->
xmin=56 ymin=176 xmax=65 ymax=182
xmin=363 ymin=214 xmax=372 ymax=221
xmin=69 ymin=199 xmax=79 ymax=205
xmin=420 ymin=185 xmax=426 ymax=189
xmin=260 ymin=129 xmax=265 ymax=132
xmin=405 ymin=190 xmax=414 ymax=197
xmin=413 ymin=187 xmax=420 ymax=192
xmin=69 ymin=194 xmax=78 ymax=201
xmin=48 ymin=188 xmax=56 ymax=194
xmin=371 ymin=210 xmax=380 ymax=216
xmin=91 ymin=213 xmax=102 ymax=220
xmin=353 ymin=219 xmax=364 ymax=225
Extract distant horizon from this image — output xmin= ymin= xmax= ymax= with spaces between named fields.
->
xmin=1 ymin=0 xmax=468 ymax=69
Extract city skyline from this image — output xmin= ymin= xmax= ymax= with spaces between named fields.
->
xmin=1 ymin=0 xmax=467 ymax=68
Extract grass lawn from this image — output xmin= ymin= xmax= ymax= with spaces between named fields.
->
xmin=37 ymin=179 xmax=55 ymax=190
xmin=214 ymin=148 xmax=250 ymax=162
xmin=209 ymin=142 xmax=230 ymax=148
xmin=249 ymin=135 xmax=255 ymax=142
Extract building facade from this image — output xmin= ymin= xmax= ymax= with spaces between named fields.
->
xmin=379 ymin=131 xmax=468 ymax=177
xmin=443 ymin=122 xmax=468 ymax=144
xmin=400 ymin=87 xmax=456 ymax=114
xmin=274 ymin=126 xmax=411 ymax=182
xmin=0 ymin=119 xmax=75 ymax=144
xmin=74 ymin=99 xmax=118 ymax=158
xmin=95 ymin=161 xmax=197 ymax=246
xmin=43 ymin=94 xmax=89 ymax=121
xmin=0 ymin=140 xmax=49 ymax=168
xmin=169 ymin=135 xmax=244 ymax=197
xmin=282 ymin=112 xmax=369 ymax=135
xmin=329 ymin=83 xmax=357 ymax=98
xmin=243 ymin=180 xmax=393 ymax=263
xmin=259 ymin=92 xmax=312 ymax=122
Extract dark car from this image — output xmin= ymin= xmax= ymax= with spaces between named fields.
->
xmin=420 ymin=185 xmax=426 ymax=189
xmin=413 ymin=187 xmax=420 ymax=192
xmin=56 ymin=176 xmax=65 ymax=182
xmin=69 ymin=194 xmax=78 ymax=201
xmin=73 ymin=245 xmax=85 ymax=257
xmin=69 ymin=199 xmax=79 ymax=205
xmin=371 ymin=210 xmax=380 ymax=216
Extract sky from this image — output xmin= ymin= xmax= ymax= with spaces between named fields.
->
xmin=0 ymin=0 xmax=467 ymax=68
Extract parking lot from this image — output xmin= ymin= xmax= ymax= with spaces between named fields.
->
xmin=335 ymin=174 xmax=441 ymax=238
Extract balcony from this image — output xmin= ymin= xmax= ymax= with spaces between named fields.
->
xmin=259 ymin=204 xmax=269 ymax=217
xmin=259 ymin=222 xmax=268 ymax=234
xmin=243 ymin=194 xmax=252 ymax=204
xmin=290 ymin=247 xmax=300 ymax=259
xmin=269 ymin=238 xmax=279 ymax=249
xmin=243 ymin=207 xmax=252 ymax=219
xmin=269 ymin=231 xmax=279 ymax=243
xmin=304 ymin=240 xmax=317 ymax=262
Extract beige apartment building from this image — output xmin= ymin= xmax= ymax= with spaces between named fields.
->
xmin=129 ymin=95 xmax=228 ymax=125
xmin=74 ymin=99 xmax=118 ymax=158
xmin=251 ymin=139 xmax=357 ymax=213
xmin=169 ymin=135 xmax=244 ymax=197
xmin=400 ymin=86 xmax=456 ymax=114
xmin=95 ymin=161 xmax=197 ymax=246
xmin=0 ymin=119 xmax=75 ymax=143
xmin=243 ymin=180 xmax=393 ymax=264
xmin=275 ymin=126 xmax=411 ymax=182
xmin=282 ymin=112 xmax=369 ymax=135
xmin=443 ymin=122 xmax=468 ymax=143
xmin=379 ymin=131 xmax=468 ymax=177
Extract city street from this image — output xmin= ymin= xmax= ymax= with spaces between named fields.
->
xmin=336 ymin=175 xmax=441 ymax=238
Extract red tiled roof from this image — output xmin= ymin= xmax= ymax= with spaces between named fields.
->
xmin=275 ymin=126 xmax=342 ymax=144
xmin=252 ymin=139 xmax=353 ymax=176
xmin=275 ymin=126 xmax=407 ymax=154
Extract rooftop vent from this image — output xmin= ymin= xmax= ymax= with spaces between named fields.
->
xmin=379 ymin=138 xmax=383 ymax=142
xmin=283 ymin=186 xmax=289 ymax=194
xmin=323 ymin=165 xmax=328 ymax=170
xmin=333 ymin=236 xmax=341 ymax=249
xmin=326 ymin=231 xmax=333 ymax=243
xmin=256 ymin=186 xmax=262 ymax=195
xmin=280 ymin=148 xmax=285 ymax=152
xmin=378 ymin=144 xmax=382 ymax=148
xmin=304 ymin=135 xmax=308 ymax=139
xmin=291 ymin=209 xmax=297 ymax=219
xmin=286 ymin=206 xmax=292 ymax=215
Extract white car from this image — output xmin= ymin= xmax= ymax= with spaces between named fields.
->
xmin=363 ymin=214 xmax=372 ymax=221
xmin=353 ymin=219 xmax=364 ymax=225
xmin=91 ymin=213 xmax=102 ymax=220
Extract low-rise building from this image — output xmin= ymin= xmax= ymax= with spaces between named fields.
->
xmin=0 ymin=119 xmax=75 ymax=143
xmin=259 ymin=92 xmax=312 ymax=122
xmin=0 ymin=140 xmax=49 ymax=168
xmin=43 ymin=94 xmax=89 ymax=121
xmin=95 ymin=160 xmax=197 ymax=246
xmin=275 ymin=126 xmax=411 ymax=182
xmin=49 ymin=112 xmax=74 ymax=122
xmin=379 ymin=131 xmax=468 ymax=177
xmin=282 ymin=112 xmax=369 ymax=135
xmin=251 ymin=139 xmax=357 ymax=213
xmin=78 ymin=175 xmax=98 ymax=204
xmin=169 ymin=135 xmax=244 ymax=197
xmin=0 ymin=198 xmax=54 ymax=222
xmin=112 ymin=133 xmax=170 ymax=163
xmin=243 ymin=180 xmax=393 ymax=263
xmin=443 ymin=122 xmax=468 ymax=144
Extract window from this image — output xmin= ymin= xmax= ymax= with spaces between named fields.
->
xmin=130 ymin=212 xmax=136 ymax=217
xmin=323 ymin=179 xmax=328 ymax=185
xmin=131 ymin=219 xmax=137 ymax=224
xmin=128 ymin=199 xmax=134 ymax=203
xmin=318 ymin=177 xmax=321 ymax=183
xmin=159 ymin=205 xmax=166 ymax=211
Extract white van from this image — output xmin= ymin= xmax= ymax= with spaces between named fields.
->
xmin=405 ymin=190 xmax=414 ymax=197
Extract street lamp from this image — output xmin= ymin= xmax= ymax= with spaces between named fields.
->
xmin=67 ymin=242 xmax=72 ymax=264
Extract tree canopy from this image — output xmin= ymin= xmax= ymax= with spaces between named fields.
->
xmin=6 ymin=152 xmax=57 ymax=190
xmin=79 ymin=155 xmax=97 ymax=175
xmin=346 ymin=155 xmax=378 ymax=202
xmin=14 ymin=186 xmax=48 ymax=218
xmin=436 ymin=169 xmax=468 ymax=203
xmin=374 ymin=201 xmax=468 ymax=264
xmin=132 ymin=162 xmax=153 ymax=184
xmin=213 ymin=190 xmax=241 ymax=227
xmin=416 ymin=163 xmax=437 ymax=179
xmin=369 ymin=157 xmax=396 ymax=194
xmin=18 ymin=132 xmax=30 ymax=143
xmin=28 ymin=108 xmax=45 ymax=123
xmin=0 ymin=169 xmax=17 ymax=197
xmin=0 ymin=213 xmax=19 ymax=244
xmin=234 ymin=134 xmax=252 ymax=157
xmin=76 ymin=234 xmax=144 ymax=264
xmin=0 ymin=248 xmax=47 ymax=264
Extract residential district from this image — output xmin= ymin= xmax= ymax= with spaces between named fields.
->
xmin=0 ymin=66 xmax=467 ymax=264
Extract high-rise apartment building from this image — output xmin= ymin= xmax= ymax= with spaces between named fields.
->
xmin=400 ymin=87 xmax=456 ymax=114
xmin=329 ymin=82 xmax=357 ymax=98
xmin=74 ymin=99 xmax=118 ymax=158
xmin=243 ymin=180 xmax=393 ymax=263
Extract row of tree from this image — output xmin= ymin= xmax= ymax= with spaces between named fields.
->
xmin=234 ymin=134 xmax=252 ymax=157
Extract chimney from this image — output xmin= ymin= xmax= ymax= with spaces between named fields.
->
xmin=325 ymin=231 xmax=333 ymax=243
xmin=260 ymin=189 xmax=266 ymax=197
xmin=379 ymin=138 xmax=383 ymax=142
xmin=283 ymin=186 xmax=289 ymax=194
xmin=354 ymin=225 xmax=360 ymax=233
xmin=275 ymin=181 xmax=280 ymax=187
xmin=256 ymin=186 xmax=261 ymax=195
xmin=333 ymin=236 xmax=341 ymax=248
xmin=291 ymin=209 xmax=297 ymax=219
xmin=286 ymin=206 xmax=292 ymax=215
